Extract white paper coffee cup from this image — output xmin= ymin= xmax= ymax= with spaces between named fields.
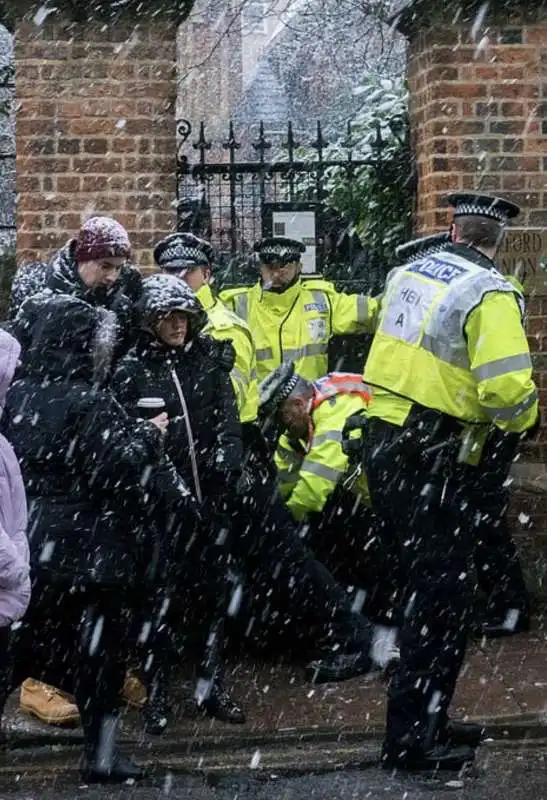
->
xmin=137 ymin=397 xmax=166 ymax=419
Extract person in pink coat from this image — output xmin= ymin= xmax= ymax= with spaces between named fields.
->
xmin=0 ymin=328 xmax=31 ymax=689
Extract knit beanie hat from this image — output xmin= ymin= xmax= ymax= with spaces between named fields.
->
xmin=74 ymin=216 xmax=131 ymax=263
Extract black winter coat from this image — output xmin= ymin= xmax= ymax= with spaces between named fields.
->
xmin=11 ymin=241 xmax=136 ymax=361
xmin=2 ymin=294 xmax=165 ymax=586
xmin=111 ymin=331 xmax=243 ymax=502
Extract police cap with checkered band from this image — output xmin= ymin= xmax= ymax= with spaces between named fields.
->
xmin=153 ymin=232 xmax=214 ymax=272
xmin=259 ymin=361 xmax=299 ymax=416
xmin=446 ymin=193 xmax=521 ymax=225
xmin=254 ymin=237 xmax=306 ymax=267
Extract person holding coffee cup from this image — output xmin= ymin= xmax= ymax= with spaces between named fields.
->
xmin=112 ymin=273 xmax=245 ymax=731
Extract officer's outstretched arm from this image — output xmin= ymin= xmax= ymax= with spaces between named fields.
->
xmin=331 ymin=289 xmax=380 ymax=336
xmin=465 ymin=292 xmax=539 ymax=434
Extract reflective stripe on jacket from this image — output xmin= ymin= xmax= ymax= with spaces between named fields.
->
xmin=364 ymin=246 xmax=538 ymax=434
xmin=221 ymin=278 xmax=379 ymax=383
xmin=274 ymin=373 xmax=372 ymax=521
xmin=197 ymin=283 xmax=259 ymax=423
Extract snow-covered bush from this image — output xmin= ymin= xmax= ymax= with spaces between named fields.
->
xmin=296 ymin=75 xmax=415 ymax=265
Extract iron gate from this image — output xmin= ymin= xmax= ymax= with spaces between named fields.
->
xmin=176 ymin=118 xmax=414 ymax=294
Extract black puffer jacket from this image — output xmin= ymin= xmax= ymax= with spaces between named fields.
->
xmin=111 ymin=276 xmax=242 ymax=501
xmin=1 ymin=293 xmax=164 ymax=586
xmin=11 ymin=240 xmax=135 ymax=361
xmin=112 ymin=333 xmax=242 ymax=501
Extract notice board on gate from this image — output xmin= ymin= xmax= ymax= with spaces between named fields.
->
xmin=262 ymin=203 xmax=317 ymax=273
xmin=496 ymin=228 xmax=547 ymax=294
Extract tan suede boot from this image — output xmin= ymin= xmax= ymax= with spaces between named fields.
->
xmin=121 ymin=671 xmax=147 ymax=709
xmin=20 ymin=679 xmax=81 ymax=726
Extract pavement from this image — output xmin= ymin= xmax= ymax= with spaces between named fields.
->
xmin=1 ymin=745 xmax=547 ymax=800
xmin=1 ymin=615 xmax=546 ymax=779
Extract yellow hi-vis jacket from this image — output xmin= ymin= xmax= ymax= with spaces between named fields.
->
xmin=364 ymin=246 xmax=538 ymax=435
xmin=197 ymin=283 xmax=259 ymax=423
xmin=274 ymin=373 xmax=372 ymax=522
xmin=220 ymin=277 xmax=379 ymax=383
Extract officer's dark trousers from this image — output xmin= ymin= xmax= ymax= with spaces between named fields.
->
xmin=228 ymin=473 xmax=373 ymax=656
xmin=468 ymin=431 xmax=529 ymax=619
xmin=303 ymin=491 xmax=401 ymax=626
xmin=138 ymin=516 xmax=229 ymax=705
xmin=366 ymin=419 xmax=473 ymax=754
xmin=1 ymin=577 xmax=132 ymax=756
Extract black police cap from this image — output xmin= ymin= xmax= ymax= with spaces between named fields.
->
xmin=259 ymin=361 xmax=299 ymax=415
xmin=254 ymin=237 xmax=306 ymax=265
xmin=153 ymin=232 xmax=213 ymax=272
xmin=446 ymin=193 xmax=520 ymax=224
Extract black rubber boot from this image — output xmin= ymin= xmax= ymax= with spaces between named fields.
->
xmin=79 ymin=711 xmax=148 ymax=784
xmin=80 ymin=750 xmax=149 ymax=784
xmin=305 ymin=649 xmax=372 ymax=684
xmin=382 ymin=741 xmax=476 ymax=772
xmin=201 ymin=683 xmax=246 ymax=724
xmin=438 ymin=720 xmax=485 ymax=748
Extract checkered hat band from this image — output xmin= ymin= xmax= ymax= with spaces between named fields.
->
xmin=159 ymin=245 xmax=209 ymax=267
xmin=277 ymin=374 xmax=299 ymax=403
xmin=261 ymin=245 xmax=300 ymax=260
xmin=454 ymin=204 xmax=506 ymax=222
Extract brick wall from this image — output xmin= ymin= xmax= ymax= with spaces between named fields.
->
xmin=405 ymin=9 xmax=547 ymax=463
xmin=15 ymin=14 xmax=178 ymax=269
xmin=407 ymin=19 xmax=547 ymax=232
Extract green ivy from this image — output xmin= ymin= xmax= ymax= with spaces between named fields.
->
xmin=298 ymin=76 xmax=415 ymax=268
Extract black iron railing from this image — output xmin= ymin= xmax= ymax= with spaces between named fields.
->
xmin=176 ymin=118 xmax=411 ymax=292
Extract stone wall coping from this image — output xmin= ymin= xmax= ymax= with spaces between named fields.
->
xmin=0 ymin=0 xmax=195 ymax=30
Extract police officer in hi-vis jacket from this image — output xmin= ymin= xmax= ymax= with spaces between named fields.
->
xmin=363 ymin=193 xmax=539 ymax=772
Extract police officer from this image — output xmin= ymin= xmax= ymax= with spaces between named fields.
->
xmin=396 ymin=233 xmax=531 ymax=637
xmin=220 ymin=237 xmax=379 ymax=383
xmin=363 ymin=193 xmax=539 ymax=771
xmin=153 ymin=233 xmax=259 ymax=426
xmin=259 ymin=362 xmax=400 ymax=629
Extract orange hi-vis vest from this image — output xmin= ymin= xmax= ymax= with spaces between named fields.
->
xmin=274 ymin=372 xmax=372 ymax=520
xmin=311 ymin=372 xmax=372 ymax=414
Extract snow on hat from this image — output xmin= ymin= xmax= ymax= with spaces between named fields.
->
xmin=74 ymin=216 xmax=131 ymax=263
xmin=137 ymin=273 xmax=207 ymax=331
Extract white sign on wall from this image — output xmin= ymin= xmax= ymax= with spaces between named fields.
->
xmin=271 ymin=209 xmax=317 ymax=273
